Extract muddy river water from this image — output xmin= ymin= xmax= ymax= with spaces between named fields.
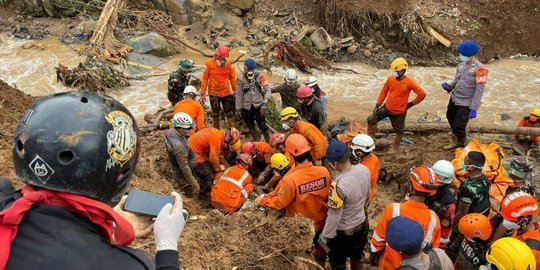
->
xmin=1 ymin=35 xmax=539 ymax=128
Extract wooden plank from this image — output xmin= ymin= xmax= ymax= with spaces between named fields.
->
xmin=425 ymin=25 xmax=451 ymax=47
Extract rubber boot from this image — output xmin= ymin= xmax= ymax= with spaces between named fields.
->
xmin=443 ymin=136 xmax=458 ymax=150
xmin=227 ymin=116 xmax=236 ymax=128
xmin=367 ymin=124 xmax=377 ymax=139
xmin=212 ymin=115 xmax=221 ymax=129
xmin=457 ymin=137 xmax=467 ymax=148
xmin=393 ymin=134 xmax=403 ymax=149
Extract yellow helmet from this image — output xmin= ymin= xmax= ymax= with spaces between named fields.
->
xmin=280 ymin=107 xmax=299 ymax=121
xmin=531 ymin=108 xmax=540 ymax=117
xmin=486 ymin=237 xmax=536 ymax=270
xmin=390 ymin=57 xmax=408 ymax=71
xmin=270 ymin=153 xmax=289 ymax=170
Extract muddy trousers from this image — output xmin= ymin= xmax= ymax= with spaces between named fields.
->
xmin=327 ymin=220 xmax=369 ymax=270
xmin=210 ymin=95 xmax=236 ymax=129
xmin=242 ymin=105 xmax=269 ymax=139
xmin=446 ymin=99 xmax=470 ymax=140
xmin=193 ymin=162 xmax=215 ymax=193
xmin=367 ymin=105 xmax=407 ymax=135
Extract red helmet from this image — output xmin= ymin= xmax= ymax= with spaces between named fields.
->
xmin=501 ymin=191 xmax=539 ymax=222
xmin=237 ymin=153 xmax=253 ymax=168
xmin=215 ymin=45 xmax=230 ymax=60
xmin=270 ymin=132 xmax=287 ymax=149
xmin=408 ymin=166 xmax=439 ymax=195
xmin=241 ymin=142 xmax=256 ymax=156
xmin=296 ymin=86 xmax=313 ymax=98
xmin=226 ymin=127 xmax=241 ymax=145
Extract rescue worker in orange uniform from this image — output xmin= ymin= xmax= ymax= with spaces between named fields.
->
xmin=200 ymin=45 xmax=237 ymax=129
xmin=281 ymin=107 xmax=328 ymax=162
xmin=269 ymin=132 xmax=295 ymax=170
xmin=370 ymin=166 xmax=441 ymax=270
xmin=367 ymin=57 xmax=426 ymax=147
xmin=516 ymin=108 xmax=540 ymax=147
xmin=255 ymin=134 xmax=332 ymax=266
xmin=349 ymin=134 xmax=380 ymax=203
xmin=263 ymin=153 xmax=294 ymax=194
xmin=187 ymin=127 xmax=241 ymax=191
xmin=241 ymin=141 xmax=275 ymax=185
xmin=210 ymin=154 xmax=254 ymax=214
xmin=456 ymin=213 xmax=492 ymax=269
xmin=172 ymin=85 xmax=205 ymax=131
xmin=490 ymin=192 xmax=540 ymax=268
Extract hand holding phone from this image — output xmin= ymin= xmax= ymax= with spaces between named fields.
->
xmin=154 ymin=191 xmax=186 ymax=251
xmin=113 ymin=195 xmax=154 ymax=238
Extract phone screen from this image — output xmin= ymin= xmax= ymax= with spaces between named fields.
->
xmin=123 ymin=189 xmax=175 ymax=217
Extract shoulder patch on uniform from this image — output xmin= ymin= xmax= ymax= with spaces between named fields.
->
xmin=476 ymin=66 xmax=488 ymax=84
xmin=327 ymin=181 xmax=344 ymax=209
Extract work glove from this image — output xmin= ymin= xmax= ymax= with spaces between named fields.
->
xmin=254 ymin=194 xmax=265 ymax=206
xmin=369 ymin=251 xmax=381 ymax=267
xmin=318 ymin=235 xmax=330 ymax=253
xmin=469 ymin=110 xmax=477 ymax=119
xmin=154 ymin=191 xmax=186 ymax=251
xmin=406 ymin=101 xmax=414 ymax=109
xmin=441 ymin=82 xmax=453 ymax=92
xmin=260 ymin=103 xmax=267 ymax=117
xmin=113 ymin=195 xmax=153 ymax=238
xmin=201 ymin=92 xmax=207 ymax=103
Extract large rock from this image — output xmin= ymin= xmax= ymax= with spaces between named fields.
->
xmin=126 ymin=53 xmax=165 ymax=74
xmin=309 ymin=27 xmax=333 ymax=51
xmin=127 ymin=32 xmax=178 ymax=57
xmin=149 ymin=0 xmax=193 ymax=24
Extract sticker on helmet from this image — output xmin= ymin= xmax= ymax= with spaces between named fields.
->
xmin=29 ymin=155 xmax=55 ymax=184
xmin=106 ymin=111 xmax=137 ymax=167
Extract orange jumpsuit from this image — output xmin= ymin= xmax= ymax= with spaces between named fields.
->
xmin=376 ymin=76 xmax=426 ymax=115
xmin=253 ymin=142 xmax=275 ymax=164
xmin=292 ymin=120 xmax=328 ymax=160
xmin=173 ymin=98 xmax=205 ymax=131
xmin=187 ymin=128 xmax=225 ymax=172
xmin=360 ymin=153 xmax=380 ymax=202
xmin=260 ymin=162 xmax=331 ymax=230
xmin=514 ymin=222 xmax=540 ymax=270
xmin=210 ymin=164 xmax=254 ymax=214
xmin=370 ymin=201 xmax=441 ymax=270
xmin=517 ymin=116 xmax=540 ymax=144
xmin=201 ymin=58 xmax=237 ymax=97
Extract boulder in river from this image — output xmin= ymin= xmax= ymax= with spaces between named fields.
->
xmin=127 ymin=32 xmax=178 ymax=57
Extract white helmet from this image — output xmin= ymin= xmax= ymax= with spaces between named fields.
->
xmin=284 ymin=69 xmax=297 ymax=82
xmin=183 ymin=85 xmax=198 ymax=96
xmin=172 ymin=112 xmax=194 ymax=129
xmin=350 ymin=134 xmax=375 ymax=158
xmin=306 ymin=76 xmax=318 ymax=87
xmin=432 ymin=160 xmax=455 ymax=184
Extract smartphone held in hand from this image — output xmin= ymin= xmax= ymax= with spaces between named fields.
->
xmin=123 ymin=189 xmax=175 ymax=217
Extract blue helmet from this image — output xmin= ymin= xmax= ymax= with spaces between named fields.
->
xmin=457 ymin=41 xmax=480 ymax=57
xmin=244 ymin=58 xmax=257 ymax=69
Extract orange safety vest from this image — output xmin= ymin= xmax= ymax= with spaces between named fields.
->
xmin=201 ymin=58 xmax=237 ymax=97
xmin=210 ymin=165 xmax=253 ymax=214
xmin=292 ymin=120 xmax=328 ymax=160
xmin=259 ymin=162 xmax=331 ymax=230
xmin=371 ymin=201 xmax=441 ymax=270
xmin=360 ymin=153 xmax=380 ymax=202
xmin=173 ymin=98 xmax=205 ymax=131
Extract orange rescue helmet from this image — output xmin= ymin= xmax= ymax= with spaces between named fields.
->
xmin=458 ymin=213 xmax=492 ymax=241
xmin=500 ymin=191 xmax=539 ymax=222
xmin=285 ymin=134 xmax=311 ymax=157
xmin=408 ymin=166 xmax=439 ymax=195
xmin=270 ymin=132 xmax=287 ymax=149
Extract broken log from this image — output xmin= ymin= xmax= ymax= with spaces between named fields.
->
xmin=90 ymin=0 xmax=125 ymax=47
xmin=378 ymin=123 xmax=540 ymax=136
xmin=425 ymin=25 xmax=451 ymax=47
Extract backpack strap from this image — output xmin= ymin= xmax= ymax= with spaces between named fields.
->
xmin=427 ymin=249 xmax=442 ymax=270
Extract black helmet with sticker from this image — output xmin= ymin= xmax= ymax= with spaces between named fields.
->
xmin=12 ymin=91 xmax=140 ymax=205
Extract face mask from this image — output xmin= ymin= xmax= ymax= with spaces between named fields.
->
xmin=461 ymin=162 xmax=470 ymax=171
xmin=247 ymin=70 xmax=255 ymax=80
xmin=459 ymin=54 xmax=470 ymax=63
xmin=392 ymin=71 xmax=400 ymax=77
xmin=282 ymin=123 xmax=291 ymax=130
xmin=217 ymin=58 xmax=227 ymax=66
xmin=297 ymin=98 xmax=305 ymax=104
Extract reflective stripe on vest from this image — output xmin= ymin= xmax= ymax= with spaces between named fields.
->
xmin=391 ymin=203 xmax=437 ymax=249
xmin=220 ymin=170 xmax=250 ymax=199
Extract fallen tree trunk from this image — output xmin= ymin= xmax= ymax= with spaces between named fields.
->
xmin=90 ymin=0 xmax=124 ymax=47
xmin=378 ymin=123 xmax=540 ymax=136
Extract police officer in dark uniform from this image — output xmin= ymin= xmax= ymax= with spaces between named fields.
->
xmin=0 ymin=92 xmax=186 ymax=270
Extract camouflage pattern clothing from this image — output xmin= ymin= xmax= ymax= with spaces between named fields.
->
xmin=457 ymin=175 xmax=490 ymax=215
xmin=167 ymin=70 xmax=191 ymax=105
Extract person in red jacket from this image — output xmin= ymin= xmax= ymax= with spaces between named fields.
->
xmin=367 ymin=57 xmax=426 ymax=148
xmin=200 ymin=45 xmax=237 ymax=129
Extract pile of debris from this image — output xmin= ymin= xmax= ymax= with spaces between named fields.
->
xmin=56 ymin=57 xmax=129 ymax=92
